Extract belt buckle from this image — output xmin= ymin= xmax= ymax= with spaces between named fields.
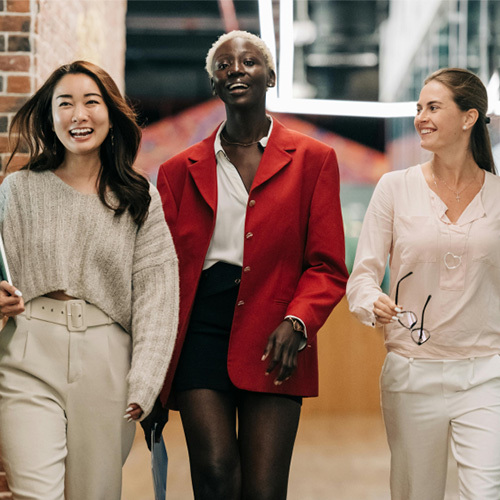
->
xmin=66 ymin=300 xmax=87 ymax=332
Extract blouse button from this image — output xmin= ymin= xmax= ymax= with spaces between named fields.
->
xmin=237 ymin=300 xmax=245 ymax=306
xmin=245 ymin=232 xmax=253 ymax=239
xmin=243 ymin=266 xmax=251 ymax=272
xmin=249 ymin=200 xmax=256 ymax=207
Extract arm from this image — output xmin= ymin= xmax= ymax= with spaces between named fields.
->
xmin=264 ymin=148 xmax=348 ymax=382
xmin=346 ymin=173 xmax=395 ymax=327
xmin=127 ymin=187 xmax=179 ymax=419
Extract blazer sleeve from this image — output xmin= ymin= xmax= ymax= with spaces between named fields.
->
xmin=346 ymin=173 xmax=394 ymax=327
xmin=285 ymin=147 xmax=348 ymax=341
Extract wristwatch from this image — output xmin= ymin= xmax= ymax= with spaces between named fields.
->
xmin=285 ymin=316 xmax=305 ymax=334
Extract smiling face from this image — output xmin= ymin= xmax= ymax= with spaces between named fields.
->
xmin=414 ymin=80 xmax=473 ymax=154
xmin=51 ymin=73 xmax=111 ymax=161
xmin=210 ymin=36 xmax=275 ymax=108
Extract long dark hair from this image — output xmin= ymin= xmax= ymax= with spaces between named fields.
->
xmin=6 ymin=60 xmax=150 ymax=225
xmin=425 ymin=68 xmax=495 ymax=174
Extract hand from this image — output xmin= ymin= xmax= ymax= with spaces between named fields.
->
xmin=262 ymin=320 xmax=303 ymax=385
xmin=123 ymin=402 xmax=143 ymax=423
xmin=0 ymin=281 xmax=24 ymax=318
xmin=373 ymin=293 xmax=401 ymax=325
xmin=139 ymin=397 xmax=169 ymax=451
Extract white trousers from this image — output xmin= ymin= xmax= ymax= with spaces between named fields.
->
xmin=381 ymin=352 xmax=500 ymax=500
xmin=0 ymin=305 xmax=135 ymax=500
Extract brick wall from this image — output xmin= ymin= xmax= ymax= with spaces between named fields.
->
xmin=0 ymin=0 xmax=126 ymax=494
xmin=0 ymin=0 xmax=126 ymax=172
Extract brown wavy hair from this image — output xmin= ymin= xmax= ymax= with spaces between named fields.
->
xmin=425 ymin=68 xmax=496 ymax=174
xmin=6 ymin=60 xmax=150 ymax=225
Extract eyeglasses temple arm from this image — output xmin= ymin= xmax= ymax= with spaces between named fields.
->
xmin=420 ymin=295 xmax=432 ymax=329
xmin=395 ymin=271 xmax=413 ymax=304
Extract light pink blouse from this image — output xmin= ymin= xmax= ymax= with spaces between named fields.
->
xmin=347 ymin=164 xmax=500 ymax=359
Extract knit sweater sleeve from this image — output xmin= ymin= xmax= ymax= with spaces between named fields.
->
xmin=127 ymin=185 xmax=179 ymax=418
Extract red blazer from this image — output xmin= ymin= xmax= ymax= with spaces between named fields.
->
xmin=157 ymin=119 xmax=348 ymax=403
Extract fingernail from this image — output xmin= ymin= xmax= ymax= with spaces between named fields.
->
xmin=397 ymin=313 xmax=404 ymax=318
xmin=274 ymin=380 xmax=282 ymax=386
xmin=125 ymin=406 xmax=133 ymax=412
xmin=391 ymin=316 xmax=399 ymax=321
xmin=14 ymin=290 xmax=22 ymax=297
xmin=394 ymin=307 xmax=402 ymax=313
xmin=127 ymin=417 xmax=133 ymax=423
xmin=261 ymin=354 xmax=267 ymax=361
xmin=123 ymin=414 xmax=130 ymax=419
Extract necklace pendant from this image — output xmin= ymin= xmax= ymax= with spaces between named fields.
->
xmin=444 ymin=251 xmax=462 ymax=270
xmin=455 ymin=193 xmax=460 ymax=202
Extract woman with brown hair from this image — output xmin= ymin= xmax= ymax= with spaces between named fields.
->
xmin=347 ymin=68 xmax=500 ymax=499
xmin=0 ymin=61 xmax=179 ymax=500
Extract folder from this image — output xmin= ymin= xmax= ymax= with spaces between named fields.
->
xmin=151 ymin=423 xmax=168 ymax=500
xmin=0 ymin=233 xmax=11 ymax=284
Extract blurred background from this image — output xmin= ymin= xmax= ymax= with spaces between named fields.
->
xmin=1 ymin=0 xmax=500 ymax=498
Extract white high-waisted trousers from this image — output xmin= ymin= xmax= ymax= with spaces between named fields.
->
xmin=0 ymin=298 xmax=135 ymax=500
xmin=381 ymin=351 xmax=500 ymax=500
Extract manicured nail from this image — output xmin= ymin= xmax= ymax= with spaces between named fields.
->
xmin=14 ymin=290 xmax=22 ymax=297
xmin=397 ymin=313 xmax=404 ymax=318
xmin=261 ymin=354 xmax=267 ymax=361
xmin=125 ymin=406 xmax=133 ymax=412
xmin=274 ymin=380 xmax=282 ymax=386
xmin=127 ymin=417 xmax=133 ymax=423
xmin=123 ymin=414 xmax=130 ymax=419
xmin=391 ymin=316 xmax=399 ymax=321
xmin=394 ymin=307 xmax=402 ymax=313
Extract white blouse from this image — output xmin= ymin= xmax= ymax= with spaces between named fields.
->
xmin=203 ymin=119 xmax=273 ymax=270
xmin=347 ymin=164 xmax=500 ymax=360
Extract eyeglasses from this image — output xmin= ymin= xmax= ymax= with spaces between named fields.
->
xmin=395 ymin=271 xmax=432 ymax=345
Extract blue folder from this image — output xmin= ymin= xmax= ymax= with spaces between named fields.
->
xmin=151 ymin=423 xmax=168 ymax=500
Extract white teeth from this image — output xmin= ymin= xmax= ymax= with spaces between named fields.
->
xmin=421 ymin=129 xmax=434 ymax=135
xmin=228 ymin=83 xmax=248 ymax=90
xmin=70 ymin=128 xmax=92 ymax=137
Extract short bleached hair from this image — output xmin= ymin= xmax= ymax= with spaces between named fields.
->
xmin=205 ymin=30 xmax=276 ymax=78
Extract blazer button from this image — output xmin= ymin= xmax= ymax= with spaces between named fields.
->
xmin=243 ymin=266 xmax=251 ymax=272
xmin=237 ymin=300 xmax=245 ymax=306
xmin=249 ymin=199 xmax=256 ymax=207
xmin=245 ymin=232 xmax=253 ymax=239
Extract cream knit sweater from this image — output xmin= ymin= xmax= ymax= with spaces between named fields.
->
xmin=0 ymin=169 xmax=179 ymax=418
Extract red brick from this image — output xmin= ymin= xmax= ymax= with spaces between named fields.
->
xmin=8 ymin=34 xmax=30 ymax=52
xmin=7 ymin=0 xmax=29 ymax=12
xmin=7 ymin=74 xmax=30 ymax=93
xmin=2 ymin=152 xmax=27 ymax=173
xmin=0 ymin=95 xmax=28 ymax=112
xmin=0 ymin=54 xmax=29 ymax=71
xmin=0 ymin=472 xmax=10 ymax=490
xmin=0 ymin=135 xmax=9 ymax=152
xmin=0 ymin=15 xmax=30 ymax=32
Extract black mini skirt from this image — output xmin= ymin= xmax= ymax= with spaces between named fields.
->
xmin=173 ymin=261 xmax=302 ymax=405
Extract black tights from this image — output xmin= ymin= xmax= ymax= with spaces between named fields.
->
xmin=176 ymin=389 xmax=301 ymax=500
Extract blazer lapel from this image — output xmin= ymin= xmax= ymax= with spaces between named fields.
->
xmin=187 ymin=131 xmax=218 ymax=213
xmin=251 ymin=119 xmax=296 ymax=191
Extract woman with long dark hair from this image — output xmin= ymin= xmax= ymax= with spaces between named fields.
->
xmin=154 ymin=31 xmax=348 ymax=499
xmin=347 ymin=68 xmax=500 ymax=499
xmin=0 ymin=61 xmax=179 ymax=500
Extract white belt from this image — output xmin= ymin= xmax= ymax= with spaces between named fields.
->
xmin=23 ymin=297 xmax=114 ymax=332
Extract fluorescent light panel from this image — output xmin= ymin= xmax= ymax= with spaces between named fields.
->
xmin=257 ymin=0 xmax=500 ymax=119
